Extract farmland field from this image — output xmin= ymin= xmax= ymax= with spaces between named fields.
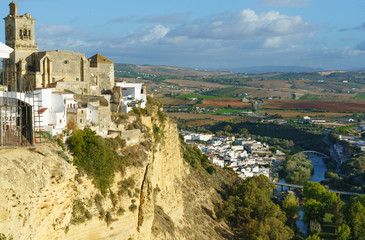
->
xmin=165 ymin=79 xmax=230 ymax=88
xmin=261 ymin=100 xmax=365 ymax=113
xmin=177 ymin=94 xmax=228 ymax=99
xmin=353 ymin=94 xmax=365 ymax=99
xmin=167 ymin=112 xmax=236 ymax=121
xmin=261 ymin=110 xmax=351 ymax=118
xmin=199 ymin=99 xmax=252 ymax=108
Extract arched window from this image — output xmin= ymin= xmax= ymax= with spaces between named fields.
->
xmin=28 ymin=30 xmax=31 ymax=39
xmin=23 ymin=29 xmax=27 ymax=36
xmin=19 ymin=29 xmax=22 ymax=37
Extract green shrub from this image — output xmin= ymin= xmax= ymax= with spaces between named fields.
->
xmin=39 ymin=131 xmax=56 ymax=143
xmin=70 ymin=199 xmax=92 ymax=225
xmin=55 ymin=137 xmax=65 ymax=150
xmin=153 ymin=124 xmax=163 ymax=143
xmin=68 ymin=127 xmax=129 ymax=194
xmin=206 ymin=166 xmax=216 ymax=175
xmin=129 ymin=203 xmax=137 ymax=212
xmin=105 ymin=211 xmax=112 ymax=226
xmin=117 ymin=207 xmax=125 ymax=215
xmin=109 ymin=189 xmax=118 ymax=207
xmin=118 ymin=177 xmax=135 ymax=196
xmin=56 ymin=150 xmax=70 ymax=162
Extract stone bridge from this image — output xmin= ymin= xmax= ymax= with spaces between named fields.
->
xmin=301 ymin=150 xmax=330 ymax=159
xmin=273 ymin=182 xmax=364 ymax=196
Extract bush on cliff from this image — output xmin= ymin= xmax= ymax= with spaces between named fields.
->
xmin=68 ymin=127 xmax=129 ymax=194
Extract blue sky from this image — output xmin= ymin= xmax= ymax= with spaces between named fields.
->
xmin=2 ymin=0 xmax=365 ymax=71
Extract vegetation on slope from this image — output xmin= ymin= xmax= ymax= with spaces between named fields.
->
xmin=180 ymin=138 xmax=216 ymax=174
xmin=68 ymin=127 xmax=129 ymax=194
xmin=215 ymin=175 xmax=294 ymax=239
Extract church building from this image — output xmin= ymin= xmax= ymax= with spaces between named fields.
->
xmin=2 ymin=1 xmax=114 ymax=95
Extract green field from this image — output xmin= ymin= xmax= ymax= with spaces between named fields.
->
xmin=203 ymin=86 xmax=249 ymax=98
xmin=353 ymin=94 xmax=365 ymax=99
xmin=299 ymin=94 xmax=321 ymax=101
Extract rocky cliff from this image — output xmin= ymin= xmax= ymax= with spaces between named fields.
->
xmin=0 ymin=114 xmax=231 ymax=240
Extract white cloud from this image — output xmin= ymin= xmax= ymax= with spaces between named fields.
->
xmin=263 ymin=36 xmax=284 ymax=48
xmin=259 ymin=0 xmax=311 ymax=7
xmin=37 ymin=24 xmax=76 ymax=36
xmin=323 ymin=46 xmax=365 ymax=58
xmin=169 ymin=8 xmax=317 ymax=49
xmin=142 ymin=25 xmax=169 ymax=42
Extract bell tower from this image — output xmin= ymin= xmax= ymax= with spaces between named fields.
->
xmin=3 ymin=1 xmax=38 ymax=91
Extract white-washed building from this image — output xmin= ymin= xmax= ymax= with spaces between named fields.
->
xmin=113 ymin=82 xmax=147 ymax=113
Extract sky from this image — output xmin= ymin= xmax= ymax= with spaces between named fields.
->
xmin=1 ymin=0 xmax=365 ymax=71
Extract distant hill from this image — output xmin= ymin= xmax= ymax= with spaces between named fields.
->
xmin=114 ymin=63 xmax=365 ymax=85
xmin=220 ymin=65 xmax=325 ymax=74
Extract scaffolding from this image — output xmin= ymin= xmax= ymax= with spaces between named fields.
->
xmin=0 ymin=71 xmax=34 ymax=146
xmin=33 ymin=91 xmax=43 ymax=144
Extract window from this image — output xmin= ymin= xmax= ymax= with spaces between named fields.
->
xmin=64 ymin=60 xmax=69 ymax=64
xmin=59 ymin=119 xmax=62 ymax=123
xmin=19 ymin=29 xmax=22 ymax=37
xmin=80 ymin=119 xmax=82 ymax=123
xmin=52 ymin=78 xmax=55 ymax=83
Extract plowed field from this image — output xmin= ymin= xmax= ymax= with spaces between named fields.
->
xmin=261 ymin=100 xmax=365 ymax=113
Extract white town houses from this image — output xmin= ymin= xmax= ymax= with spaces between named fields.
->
xmin=181 ymin=131 xmax=278 ymax=179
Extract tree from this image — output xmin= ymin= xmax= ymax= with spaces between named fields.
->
xmin=303 ymin=182 xmax=327 ymax=201
xmin=215 ymin=175 xmax=293 ymax=240
xmin=304 ymin=199 xmax=325 ymax=224
xmin=306 ymin=234 xmax=322 ymax=240
xmin=282 ymin=193 xmax=300 ymax=228
xmin=344 ymin=196 xmax=365 ymax=239
xmin=303 ymin=181 xmax=343 ymax=222
xmin=283 ymin=153 xmax=313 ymax=183
xmin=223 ymin=124 xmax=232 ymax=133
xmin=335 ymin=224 xmax=351 ymax=240
xmin=309 ymin=219 xmax=321 ymax=236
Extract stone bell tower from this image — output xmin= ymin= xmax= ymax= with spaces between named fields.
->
xmin=3 ymin=1 xmax=38 ymax=91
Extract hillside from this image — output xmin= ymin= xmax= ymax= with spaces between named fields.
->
xmin=0 ymin=107 xmax=234 ymax=239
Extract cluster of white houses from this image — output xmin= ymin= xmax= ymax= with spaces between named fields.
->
xmin=0 ymin=80 xmax=147 ymax=137
xmin=181 ymin=131 xmax=279 ymax=179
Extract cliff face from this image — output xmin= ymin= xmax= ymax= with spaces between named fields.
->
xmin=0 ymin=116 xmax=230 ymax=240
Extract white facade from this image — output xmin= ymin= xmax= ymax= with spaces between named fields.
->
xmin=0 ymin=41 xmax=13 ymax=58
xmin=115 ymin=82 xmax=147 ymax=113
xmin=34 ymin=89 xmax=76 ymax=135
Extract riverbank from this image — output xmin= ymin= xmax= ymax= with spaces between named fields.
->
xmin=279 ymin=153 xmax=328 ymax=237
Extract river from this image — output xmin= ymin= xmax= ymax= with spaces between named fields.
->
xmin=279 ymin=153 xmax=327 ymax=236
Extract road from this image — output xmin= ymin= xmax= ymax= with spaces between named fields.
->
xmin=252 ymin=99 xmax=267 ymax=118
xmin=323 ymin=132 xmax=342 ymax=174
